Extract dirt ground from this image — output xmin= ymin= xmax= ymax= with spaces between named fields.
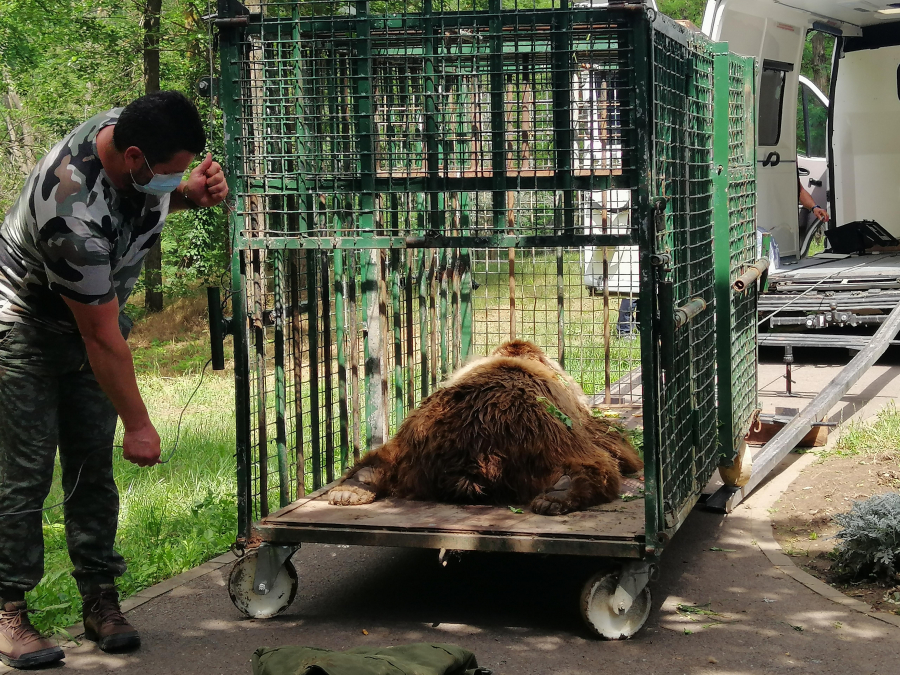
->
xmin=770 ymin=452 xmax=900 ymax=615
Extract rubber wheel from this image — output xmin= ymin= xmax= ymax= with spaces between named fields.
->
xmin=228 ymin=548 xmax=298 ymax=618
xmin=580 ymin=571 xmax=651 ymax=639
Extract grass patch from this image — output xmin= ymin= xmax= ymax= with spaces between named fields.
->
xmin=469 ymin=250 xmax=640 ymax=396
xmin=827 ymin=402 xmax=900 ymax=459
xmin=807 ymin=234 xmax=826 ymax=257
xmin=128 ymin=293 xmax=233 ymax=377
xmin=25 ymin=295 xmax=237 ymax=636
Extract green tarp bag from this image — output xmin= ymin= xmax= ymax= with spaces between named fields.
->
xmin=252 ymin=643 xmax=490 ymax=675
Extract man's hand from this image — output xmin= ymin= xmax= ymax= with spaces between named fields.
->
xmin=181 ymin=152 xmax=229 ymax=208
xmin=123 ymin=423 xmax=162 ymax=467
xmin=812 ymin=206 xmax=830 ymax=223
xmin=63 ymin=296 xmax=160 ymax=469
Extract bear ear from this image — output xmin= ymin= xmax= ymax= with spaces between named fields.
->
xmin=493 ymin=339 xmax=545 ymax=359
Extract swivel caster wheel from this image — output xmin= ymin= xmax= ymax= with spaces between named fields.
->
xmin=580 ymin=568 xmax=652 ymax=639
xmin=228 ymin=546 xmax=298 ymax=618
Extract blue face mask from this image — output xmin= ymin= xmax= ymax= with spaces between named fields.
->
xmin=131 ymin=156 xmax=184 ymax=196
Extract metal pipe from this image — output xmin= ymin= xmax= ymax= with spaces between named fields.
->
xmin=207 ymin=287 xmax=226 ymax=371
xmin=334 ymin=247 xmax=350 ymax=474
xmin=290 ymin=251 xmax=306 ymax=497
xmin=214 ymin=17 xmax=249 ymax=27
xmin=733 ymin=258 xmax=769 ymax=292
xmin=321 ymin=251 xmax=335 ymax=484
xmin=784 ymin=345 xmax=793 ymax=396
xmin=306 ymin=247 xmax=321 ymax=490
xmin=674 ymin=297 xmax=707 ymax=329
xmin=712 ymin=299 xmax=900 ymax=512
xmin=273 ymin=252 xmax=290 ymax=508
xmin=658 ymin=280 xmax=675 ymax=374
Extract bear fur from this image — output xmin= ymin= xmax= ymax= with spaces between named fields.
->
xmin=327 ymin=340 xmax=643 ymax=515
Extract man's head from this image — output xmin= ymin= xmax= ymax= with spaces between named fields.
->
xmin=111 ymin=91 xmax=205 ymax=193
xmin=114 ymin=91 xmax=205 ymax=166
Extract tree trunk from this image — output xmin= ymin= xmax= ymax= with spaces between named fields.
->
xmin=143 ymin=0 xmax=164 ymax=313
xmin=811 ymin=32 xmax=829 ymax=95
xmin=1 ymin=70 xmax=36 ymax=171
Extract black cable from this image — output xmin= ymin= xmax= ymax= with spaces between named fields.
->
xmin=0 ymin=455 xmax=98 ymax=518
xmin=0 ymin=358 xmax=214 ymax=518
xmin=160 ymin=358 xmax=213 ymax=464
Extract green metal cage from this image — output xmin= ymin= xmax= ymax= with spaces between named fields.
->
xmin=215 ymin=0 xmax=758 ymax=560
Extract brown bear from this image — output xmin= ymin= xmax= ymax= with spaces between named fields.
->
xmin=327 ymin=340 xmax=643 ymax=515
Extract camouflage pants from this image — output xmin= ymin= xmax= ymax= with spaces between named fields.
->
xmin=0 ymin=321 xmax=126 ymax=598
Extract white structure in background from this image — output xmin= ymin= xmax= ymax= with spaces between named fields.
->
xmin=703 ymin=0 xmax=900 ymax=258
xmin=575 ymin=64 xmax=639 ymax=295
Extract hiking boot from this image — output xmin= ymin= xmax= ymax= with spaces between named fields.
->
xmin=82 ymin=585 xmax=140 ymax=652
xmin=0 ymin=600 xmax=64 ymax=669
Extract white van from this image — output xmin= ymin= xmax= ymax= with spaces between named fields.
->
xmin=704 ymin=0 xmax=900 ymax=333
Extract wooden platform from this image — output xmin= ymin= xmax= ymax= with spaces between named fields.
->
xmin=255 ymin=485 xmax=647 ymax=559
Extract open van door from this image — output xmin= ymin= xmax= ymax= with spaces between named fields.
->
xmin=703 ymin=0 xmax=809 ymax=260
xmin=704 ymin=0 xmax=900 ymax=256
xmin=832 ymin=24 xmax=900 ymax=236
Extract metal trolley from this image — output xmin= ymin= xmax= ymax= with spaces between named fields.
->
xmin=209 ymin=0 xmax=758 ymax=638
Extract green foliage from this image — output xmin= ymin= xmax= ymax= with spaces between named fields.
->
xmin=139 ymin=198 xmax=229 ymax=299
xmin=625 ymin=426 xmax=644 ymax=460
xmin=1 ymin=1 xmax=224 ymax=299
xmin=832 ymin=492 xmax=900 ymax=582
xmin=829 ymin=402 xmax=900 ymax=459
xmin=536 ymin=396 xmax=573 ymax=428
xmin=657 ymin=0 xmax=707 ymax=24
xmin=797 ymin=31 xmax=834 ymax=158
xmin=801 ymin=31 xmax=835 ymax=96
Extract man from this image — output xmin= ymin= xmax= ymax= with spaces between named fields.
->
xmin=799 ymin=178 xmax=829 ymax=224
xmin=0 ymin=91 xmax=228 ymax=668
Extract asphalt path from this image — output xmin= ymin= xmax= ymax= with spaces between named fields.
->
xmin=13 ymin=359 xmax=900 ymax=674
xmin=54 ymin=467 xmax=898 ymax=675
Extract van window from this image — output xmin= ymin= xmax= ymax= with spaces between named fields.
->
xmin=798 ymin=84 xmax=828 ymax=158
xmin=759 ymin=60 xmax=792 ymax=146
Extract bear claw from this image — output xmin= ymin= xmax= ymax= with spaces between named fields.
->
xmin=328 ymin=475 xmax=377 ymax=506
xmin=531 ymin=488 xmax=574 ymax=516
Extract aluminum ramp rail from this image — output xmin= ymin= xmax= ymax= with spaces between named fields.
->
xmin=707 ymin=300 xmax=900 ymax=512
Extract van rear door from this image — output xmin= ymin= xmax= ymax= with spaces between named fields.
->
xmin=832 ymin=27 xmax=900 ymax=237
xmin=703 ymin=0 xmax=808 ymax=259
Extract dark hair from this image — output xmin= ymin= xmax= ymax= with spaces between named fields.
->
xmin=113 ymin=91 xmax=206 ymax=166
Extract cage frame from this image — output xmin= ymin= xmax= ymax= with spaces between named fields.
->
xmin=214 ymin=0 xmax=758 ymax=583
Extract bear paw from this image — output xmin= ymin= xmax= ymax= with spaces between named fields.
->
xmin=328 ymin=467 xmax=377 ymax=506
xmin=531 ymin=475 xmax=575 ymax=516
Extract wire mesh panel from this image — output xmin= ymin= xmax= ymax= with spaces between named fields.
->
xmin=714 ymin=51 xmax=758 ymax=465
xmin=216 ymin=2 xmax=755 ymax=547
xmin=649 ymin=22 xmax=719 ymax=526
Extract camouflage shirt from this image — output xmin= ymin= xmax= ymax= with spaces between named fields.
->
xmin=0 ymin=109 xmax=170 ymax=333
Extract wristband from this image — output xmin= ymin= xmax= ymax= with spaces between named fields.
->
xmin=179 ymin=184 xmax=202 ymax=210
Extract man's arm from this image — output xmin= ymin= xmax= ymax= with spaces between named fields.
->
xmin=798 ymin=179 xmax=830 ymax=222
xmin=63 ymin=296 xmax=161 ymax=467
